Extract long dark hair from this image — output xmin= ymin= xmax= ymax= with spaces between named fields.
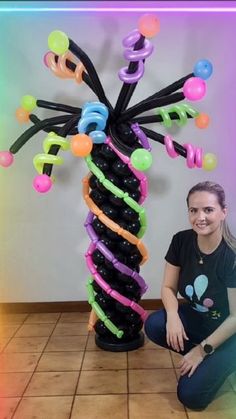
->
xmin=186 ymin=181 xmax=236 ymax=253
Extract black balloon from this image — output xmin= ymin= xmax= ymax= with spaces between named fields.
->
xmin=101 ymin=204 xmax=118 ymax=221
xmin=112 ymin=159 xmax=132 ymax=177
xmin=117 ymin=272 xmax=133 ymax=284
xmin=92 ymin=281 xmax=102 ymax=294
xmin=92 ymin=218 xmax=106 ymax=234
xmin=108 ymin=193 xmax=124 ymax=208
xmin=113 ymin=250 xmax=127 ymax=264
xmin=100 ymin=143 xmax=117 ymax=161
xmin=123 ymin=175 xmax=140 ymax=191
xmin=117 ymin=123 xmax=138 ymax=146
xmin=96 ymin=180 xmax=109 ymax=194
xmin=118 ymin=239 xmax=137 ymax=255
xmin=127 ymin=250 xmax=142 ymax=266
xmin=128 ymin=189 xmax=141 ymax=202
xmin=97 ymin=266 xmax=112 ymax=282
xmin=121 ymin=207 xmax=139 ymax=221
xmin=93 ymin=156 xmax=109 ymax=172
xmin=89 ymin=174 xmax=98 ymax=190
xmin=94 ymin=319 xmax=111 ymax=336
xmin=100 ymin=234 xmax=116 ymax=251
xmin=105 ymin=227 xmax=120 ymax=241
xmin=126 ymin=220 xmax=141 ymax=235
xmin=95 ymin=292 xmax=114 ymax=309
xmin=91 ymin=249 xmax=105 ymax=266
xmin=90 ymin=189 xmax=107 ymax=206
xmin=106 ymin=172 xmax=121 ymax=188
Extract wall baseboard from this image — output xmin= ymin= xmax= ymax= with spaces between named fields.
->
xmin=1 ymin=299 xmax=164 ymax=314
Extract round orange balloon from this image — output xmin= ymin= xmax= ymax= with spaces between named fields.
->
xmin=195 ymin=113 xmax=210 ymax=129
xmin=16 ymin=107 xmax=30 ymax=123
xmin=70 ymin=133 xmax=93 ymax=157
xmin=138 ymin=14 xmax=160 ymax=38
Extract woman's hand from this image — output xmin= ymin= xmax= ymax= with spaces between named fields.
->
xmin=179 ymin=345 xmax=205 ymax=377
xmin=166 ymin=312 xmax=189 ymax=352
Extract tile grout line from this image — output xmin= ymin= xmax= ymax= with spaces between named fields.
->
xmin=68 ymin=330 xmax=91 ymax=419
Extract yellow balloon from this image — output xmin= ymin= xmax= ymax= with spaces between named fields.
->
xmin=202 ymin=153 xmax=217 ymax=171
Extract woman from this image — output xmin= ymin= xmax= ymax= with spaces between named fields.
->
xmin=145 ymin=181 xmax=236 ymax=410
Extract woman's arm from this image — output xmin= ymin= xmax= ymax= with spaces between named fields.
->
xmin=161 ymin=261 xmax=180 ymax=313
xmin=161 ymin=262 xmax=189 ymax=351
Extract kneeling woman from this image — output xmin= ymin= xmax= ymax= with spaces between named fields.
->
xmin=145 ymin=181 xmax=236 ymax=410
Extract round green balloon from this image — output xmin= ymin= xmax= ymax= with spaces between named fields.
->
xmin=21 ymin=95 xmax=37 ymax=112
xmin=202 ymin=153 xmax=217 ymax=171
xmin=131 ymin=149 xmax=153 ymax=171
xmin=48 ymin=30 xmax=69 ymax=55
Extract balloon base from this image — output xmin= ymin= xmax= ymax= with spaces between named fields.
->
xmin=95 ymin=331 xmax=145 ymax=352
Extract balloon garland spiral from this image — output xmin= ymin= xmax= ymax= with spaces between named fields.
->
xmin=1 ymin=14 xmax=217 ymax=350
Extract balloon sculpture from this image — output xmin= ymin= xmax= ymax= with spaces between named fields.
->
xmin=0 ymin=14 xmax=216 ymax=351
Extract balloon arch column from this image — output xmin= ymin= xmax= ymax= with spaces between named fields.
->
xmin=0 ymin=14 xmax=216 ymax=351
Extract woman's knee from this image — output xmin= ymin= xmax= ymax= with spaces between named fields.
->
xmin=177 ymin=379 xmax=209 ymax=411
xmin=144 ymin=310 xmax=167 ymax=346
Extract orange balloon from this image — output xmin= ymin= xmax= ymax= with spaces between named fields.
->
xmin=70 ymin=133 xmax=93 ymax=157
xmin=195 ymin=113 xmax=210 ymax=129
xmin=138 ymin=14 xmax=160 ymax=38
xmin=15 ymin=107 xmax=30 ymax=123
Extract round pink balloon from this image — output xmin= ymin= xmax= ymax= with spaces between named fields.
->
xmin=183 ymin=77 xmax=206 ymax=101
xmin=33 ymin=174 xmax=52 ymax=193
xmin=203 ymin=298 xmax=214 ymax=308
xmin=0 ymin=151 xmax=14 ymax=167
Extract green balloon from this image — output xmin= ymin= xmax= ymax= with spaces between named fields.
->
xmin=48 ymin=30 xmax=69 ymax=55
xmin=21 ymin=95 xmax=36 ymax=112
xmin=131 ymin=149 xmax=153 ymax=171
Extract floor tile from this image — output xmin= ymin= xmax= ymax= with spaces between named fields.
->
xmin=0 ymin=372 xmax=32 ymax=397
xmin=129 ymin=393 xmax=187 ymax=419
xmin=187 ymin=391 xmax=236 ymax=418
xmin=0 ymin=314 xmax=28 ymax=325
xmin=170 ymin=351 xmax=183 ymax=369
xmin=24 ymin=371 xmax=79 ymax=396
xmin=0 ymin=337 xmax=11 ymax=352
xmin=71 ymin=394 xmax=128 ymax=419
xmin=15 ymin=323 xmax=55 ymax=337
xmin=82 ymin=350 xmax=127 ymax=370
xmin=13 ymin=396 xmax=73 ymax=419
xmin=24 ymin=313 xmax=60 ymax=324
xmin=141 ymin=337 xmax=165 ymax=350
xmin=0 ymin=324 xmax=21 ymax=338
xmin=129 ymin=368 xmax=177 ymax=393
xmin=0 ymin=397 xmax=20 ymax=419
xmin=0 ymin=353 xmax=41 ymax=372
xmin=128 ymin=348 xmax=172 ymax=369
xmin=52 ymin=322 xmax=88 ymax=336
xmin=86 ymin=334 xmax=102 ymax=351
xmin=59 ymin=312 xmax=89 ymax=323
xmin=77 ymin=370 xmax=127 ymax=394
xmin=37 ymin=351 xmax=84 ymax=372
xmin=45 ymin=335 xmax=87 ymax=352
xmin=4 ymin=337 xmax=48 ymax=353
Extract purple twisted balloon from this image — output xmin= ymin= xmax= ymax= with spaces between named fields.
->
xmin=119 ymin=29 xmax=154 ymax=84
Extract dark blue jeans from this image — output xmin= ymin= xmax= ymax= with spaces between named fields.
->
xmin=144 ymin=303 xmax=236 ymax=410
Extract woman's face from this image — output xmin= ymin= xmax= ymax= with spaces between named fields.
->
xmin=188 ymin=191 xmax=227 ymax=237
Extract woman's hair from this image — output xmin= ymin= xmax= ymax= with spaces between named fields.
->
xmin=186 ymin=181 xmax=236 ymax=253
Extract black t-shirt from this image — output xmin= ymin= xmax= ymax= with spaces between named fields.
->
xmin=165 ymin=229 xmax=236 ymax=331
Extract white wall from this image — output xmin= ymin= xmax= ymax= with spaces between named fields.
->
xmin=1 ymin=5 xmax=236 ymax=302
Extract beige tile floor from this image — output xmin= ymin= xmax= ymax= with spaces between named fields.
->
xmin=0 ymin=311 xmax=235 ymax=419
